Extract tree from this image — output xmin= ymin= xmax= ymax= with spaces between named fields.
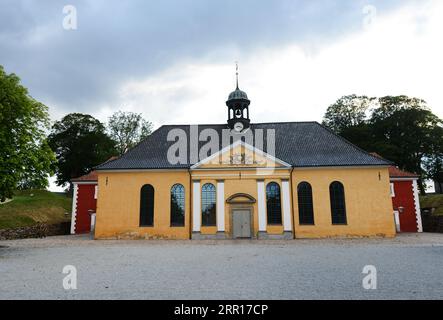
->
xmin=48 ymin=113 xmax=116 ymax=187
xmin=424 ymin=155 xmax=443 ymax=193
xmin=323 ymin=94 xmax=443 ymax=193
xmin=0 ymin=65 xmax=55 ymax=201
xmin=339 ymin=123 xmax=375 ymax=153
xmin=322 ymin=95 xmax=375 ymax=134
xmin=370 ymin=97 xmax=443 ymax=191
xmin=16 ymin=142 xmax=56 ymax=190
xmin=107 ymin=111 xmax=153 ymax=155
xmin=371 ymin=96 xmax=428 ymax=120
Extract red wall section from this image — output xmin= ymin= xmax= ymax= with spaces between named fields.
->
xmin=392 ymin=180 xmax=418 ymax=232
xmin=75 ymin=184 xmax=97 ymax=234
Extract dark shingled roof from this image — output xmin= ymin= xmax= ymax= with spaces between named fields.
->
xmin=96 ymin=122 xmax=391 ymax=170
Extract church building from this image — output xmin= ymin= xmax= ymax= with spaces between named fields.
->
xmin=94 ymin=77 xmax=396 ymax=240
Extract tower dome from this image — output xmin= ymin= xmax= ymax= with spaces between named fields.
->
xmin=227 ymin=88 xmax=249 ymax=101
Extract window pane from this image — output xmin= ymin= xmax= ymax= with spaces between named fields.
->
xmin=140 ymin=184 xmax=154 ymax=226
xmin=170 ymin=184 xmax=185 ymax=226
xmin=202 ymin=183 xmax=216 ymax=226
xmin=266 ymin=182 xmax=282 ymax=225
xmin=298 ymin=182 xmax=314 ymax=225
xmin=330 ymin=181 xmax=347 ymax=224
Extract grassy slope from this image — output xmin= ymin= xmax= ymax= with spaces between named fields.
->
xmin=0 ymin=190 xmax=72 ymax=230
xmin=420 ymin=194 xmax=443 ymax=216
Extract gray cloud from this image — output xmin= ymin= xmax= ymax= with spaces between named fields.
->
xmin=0 ymin=0 xmax=411 ymax=121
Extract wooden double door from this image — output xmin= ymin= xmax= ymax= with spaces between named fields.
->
xmin=232 ymin=209 xmax=252 ymax=239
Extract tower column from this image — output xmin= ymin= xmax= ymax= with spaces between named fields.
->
xmin=216 ymin=180 xmax=226 ymax=238
xmin=282 ymin=179 xmax=293 ymax=238
xmin=257 ymin=180 xmax=267 ymax=235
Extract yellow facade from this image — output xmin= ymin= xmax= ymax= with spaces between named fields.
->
xmin=292 ymin=167 xmax=395 ymax=238
xmin=95 ymin=170 xmax=191 ymax=239
xmin=95 ymin=162 xmax=396 ymax=239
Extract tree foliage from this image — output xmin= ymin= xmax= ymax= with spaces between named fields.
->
xmin=108 ymin=111 xmax=153 ymax=155
xmin=322 ymin=95 xmax=376 ymax=134
xmin=323 ymin=94 xmax=443 ymax=192
xmin=370 ymin=97 xmax=442 ymax=180
xmin=48 ymin=113 xmax=116 ymax=187
xmin=0 ymin=66 xmax=55 ymax=201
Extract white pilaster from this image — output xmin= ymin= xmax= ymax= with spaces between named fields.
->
xmin=192 ymin=181 xmax=201 ymax=232
xmin=216 ymin=181 xmax=225 ymax=232
xmin=257 ymin=180 xmax=266 ymax=231
xmin=70 ymin=183 xmax=78 ymax=234
xmin=90 ymin=213 xmax=96 ymax=235
xmin=282 ymin=180 xmax=292 ymax=232
xmin=393 ymin=210 xmax=401 ymax=232
xmin=412 ymin=180 xmax=423 ymax=233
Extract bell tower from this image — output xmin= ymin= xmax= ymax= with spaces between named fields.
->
xmin=226 ymin=63 xmax=250 ymax=132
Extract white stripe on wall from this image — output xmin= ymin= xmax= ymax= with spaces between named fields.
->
xmin=70 ymin=183 xmax=78 ymax=234
xmin=412 ymin=180 xmax=423 ymax=233
xmin=216 ymin=181 xmax=225 ymax=232
xmin=282 ymin=180 xmax=292 ymax=232
xmin=192 ymin=181 xmax=201 ymax=232
xmin=257 ymin=180 xmax=266 ymax=232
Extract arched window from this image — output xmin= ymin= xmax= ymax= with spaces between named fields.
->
xmin=298 ymin=182 xmax=314 ymax=225
xmin=266 ymin=182 xmax=282 ymax=225
xmin=140 ymin=184 xmax=154 ymax=226
xmin=170 ymin=184 xmax=185 ymax=226
xmin=201 ymin=183 xmax=216 ymax=226
xmin=330 ymin=181 xmax=347 ymax=225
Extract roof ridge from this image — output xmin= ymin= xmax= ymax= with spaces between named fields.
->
xmin=158 ymin=121 xmax=319 ymax=127
xmin=252 ymin=121 xmax=318 ymax=125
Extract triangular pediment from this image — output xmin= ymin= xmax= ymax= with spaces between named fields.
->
xmin=191 ymin=140 xmax=291 ymax=169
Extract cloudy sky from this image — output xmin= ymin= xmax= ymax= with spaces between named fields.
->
xmin=1 ymin=0 xmax=442 ymax=131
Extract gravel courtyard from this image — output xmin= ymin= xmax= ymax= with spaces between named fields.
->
xmin=1 ymin=233 xmax=443 ymax=300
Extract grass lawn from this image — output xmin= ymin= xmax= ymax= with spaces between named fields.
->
xmin=420 ymin=194 xmax=443 ymax=216
xmin=0 ymin=190 xmax=72 ymax=230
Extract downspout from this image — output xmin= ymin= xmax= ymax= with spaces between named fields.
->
xmin=289 ymin=166 xmax=296 ymax=239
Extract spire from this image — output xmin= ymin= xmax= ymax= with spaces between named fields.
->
xmin=227 ymin=61 xmax=249 ymax=102
xmin=235 ymin=61 xmax=239 ymax=89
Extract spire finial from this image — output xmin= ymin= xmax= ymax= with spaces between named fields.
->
xmin=235 ymin=61 xmax=239 ymax=89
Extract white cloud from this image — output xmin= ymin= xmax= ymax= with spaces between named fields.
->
xmin=104 ymin=0 xmax=443 ymax=128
